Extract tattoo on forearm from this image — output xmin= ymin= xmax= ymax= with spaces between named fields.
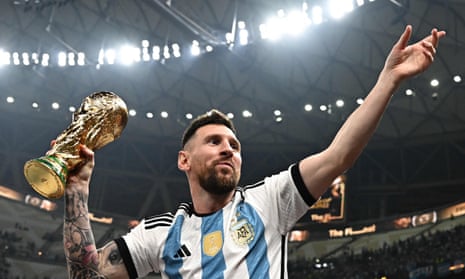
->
xmin=64 ymin=191 xmax=99 ymax=271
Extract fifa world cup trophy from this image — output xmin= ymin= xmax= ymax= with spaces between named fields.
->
xmin=23 ymin=91 xmax=129 ymax=199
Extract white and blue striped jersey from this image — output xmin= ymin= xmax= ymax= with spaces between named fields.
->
xmin=115 ymin=163 xmax=316 ymax=279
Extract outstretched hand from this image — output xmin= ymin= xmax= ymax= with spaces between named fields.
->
xmin=383 ymin=25 xmax=446 ymax=83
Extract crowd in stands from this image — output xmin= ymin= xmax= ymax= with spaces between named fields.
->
xmin=288 ymin=223 xmax=465 ymax=279
xmin=0 ymin=224 xmax=65 ymax=279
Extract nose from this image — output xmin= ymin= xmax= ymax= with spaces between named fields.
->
xmin=219 ymin=141 xmax=234 ymax=157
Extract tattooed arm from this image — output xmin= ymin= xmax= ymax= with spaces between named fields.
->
xmin=64 ymin=144 xmax=130 ymax=279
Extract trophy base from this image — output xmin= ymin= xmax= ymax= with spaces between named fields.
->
xmin=23 ymin=156 xmax=68 ymax=199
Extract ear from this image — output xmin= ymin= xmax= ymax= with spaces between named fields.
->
xmin=178 ymin=150 xmax=190 ymax=171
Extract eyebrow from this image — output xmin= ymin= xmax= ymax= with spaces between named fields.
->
xmin=205 ymin=133 xmax=241 ymax=148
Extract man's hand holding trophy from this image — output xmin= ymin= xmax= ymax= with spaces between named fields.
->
xmin=23 ymin=91 xmax=128 ymax=199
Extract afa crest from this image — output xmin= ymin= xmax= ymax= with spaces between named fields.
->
xmin=202 ymin=231 xmax=223 ymax=257
xmin=230 ymin=218 xmax=255 ymax=246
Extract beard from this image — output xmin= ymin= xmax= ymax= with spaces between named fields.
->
xmin=199 ymin=166 xmax=239 ymax=196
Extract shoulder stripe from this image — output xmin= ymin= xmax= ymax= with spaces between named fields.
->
xmin=241 ymin=180 xmax=265 ymax=190
xmin=144 ymin=212 xmax=175 ymax=230
xmin=145 ymin=212 xmax=174 ymax=221
xmin=178 ymin=202 xmax=193 ymax=215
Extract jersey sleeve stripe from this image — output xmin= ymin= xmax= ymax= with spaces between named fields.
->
xmin=115 ymin=237 xmax=139 ymax=279
xmin=290 ymin=163 xmax=317 ymax=206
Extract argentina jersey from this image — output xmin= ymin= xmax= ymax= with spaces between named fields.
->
xmin=117 ymin=163 xmax=316 ymax=279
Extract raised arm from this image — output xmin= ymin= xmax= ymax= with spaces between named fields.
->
xmin=63 ymin=145 xmax=130 ymax=279
xmin=300 ymin=25 xmax=446 ymax=199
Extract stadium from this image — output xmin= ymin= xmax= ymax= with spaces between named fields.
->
xmin=1 ymin=0 xmax=465 ymax=278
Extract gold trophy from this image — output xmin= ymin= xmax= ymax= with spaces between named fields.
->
xmin=23 ymin=91 xmax=129 ymax=199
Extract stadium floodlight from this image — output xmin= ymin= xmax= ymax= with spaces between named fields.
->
xmin=237 ymin=21 xmax=249 ymax=46
xmin=58 ymin=51 xmax=67 ymax=67
xmin=311 ymin=6 xmax=323 ymax=25
xmin=0 ymin=50 xmax=11 ymax=65
xmin=77 ymin=52 xmax=85 ymax=66
xmin=67 ymin=52 xmax=75 ymax=66
xmin=120 ymin=45 xmax=140 ymax=65
xmin=286 ymin=10 xmax=311 ymax=36
xmin=152 ymin=46 xmax=161 ymax=61
xmin=430 ymin=79 xmax=439 ymax=87
xmin=22 ymin=52 xmax=30 ymax=66
xmin=172 ymin=43 xmax=181 ymax=58
xmin=13 ymin=52 xmax=20 ymax=65
xmin=191 ymin=40 xmax=201 ymax=56
xmin=239 ymin=29 xmax=249 ymax=46
xmin=242 ymin=110 xmax=253 ymax=118
xmin=31 ymin=52 xmax=39 ymax=64
xmin=163 ymin=45 xmax=171 ymax=59
xmin=105 ymin=49 xmax=116 ymax=65
xmin=328 ymin=0 xmax=354 ymax=19
xmin=41 ymin=53 xmax=49 ymax=66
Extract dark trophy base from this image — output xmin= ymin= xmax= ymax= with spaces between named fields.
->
xmin=23 ymin=156 xmax=68 ymax=199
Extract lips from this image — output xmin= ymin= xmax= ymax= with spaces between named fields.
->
xmin=216 ymin=161 xmax=233 ymax=169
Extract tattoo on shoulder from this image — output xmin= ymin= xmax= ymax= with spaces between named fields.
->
xmin=69 ymin=262 xmax=107 ymax=279
xmin=101 ymin=241 xmax=124 ymax=266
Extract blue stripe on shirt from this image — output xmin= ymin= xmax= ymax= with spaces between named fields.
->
xmin=163 ymin=215 xmax=185 ymax=279
xmin=201 ymin=210 xmax=226 ymax=279
xmin=241 ymin=202 xmax=270 ymax=278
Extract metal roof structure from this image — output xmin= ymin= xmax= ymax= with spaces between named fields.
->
xmin=0 ymin=0 xmax=465 ymax=225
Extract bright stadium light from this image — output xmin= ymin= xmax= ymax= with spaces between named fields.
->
xmin=152 ymin=46 xmax=161 ymax=61
xmin=163 ymin=45 xmax=170 ymax=59
xmin=58 ymin=51 xmax=67 ymax=67
xmin=191 ymin=40 xmax=201 ymax=56
xmin=31 ymin=52 xmax=39 ymax=64
xmin=105 ymin=49 xmax=116 ymax=65
xmin=286 ymin=10 xmax=311 ymax=36
xmin=22 ymin=52 xmax=30 ymax=66
xmin=67 ymin=52 xmax=75 ymax=66
xmin=77 ymin=52 xmax=85 ymax=66
xmin=328 ymin=0 xmax=354 ymax=19
xmin=41 ymin=53 xmax=49 ymax=66
xmin=13 ymin=52 xmax=20 ymax=65
xmin=172 ymin=43 xmax=181 ymax=58
xmin=120 ymin=45 xmax=140 ymax=65
xmin=311 ymin=6 xmax=323 ymax=24
xmin=0 ymin=50 xmax=11 ymax=65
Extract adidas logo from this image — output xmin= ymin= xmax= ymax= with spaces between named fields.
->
xmin=174 ymin=244 xmax=191 ymax=258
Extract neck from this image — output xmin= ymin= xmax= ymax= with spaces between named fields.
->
xmin=191 ymin=188 xmax=235 ymax=215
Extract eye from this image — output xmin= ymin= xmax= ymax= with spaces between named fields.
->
xmin=230 ymin=141 xmax=240 ymax=151
xmin=207 ymin=137 xmax=220 ymax=145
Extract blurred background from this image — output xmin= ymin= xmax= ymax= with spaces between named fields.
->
xmin=1 ymin=0 xmax=465 ymax=278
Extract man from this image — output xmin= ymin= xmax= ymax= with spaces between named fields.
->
xmin=63 ymin=25 xmax=446 ymax=278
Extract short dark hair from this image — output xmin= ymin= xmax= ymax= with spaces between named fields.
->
xmin=182 ymin=109 xmax=236 ymax=147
